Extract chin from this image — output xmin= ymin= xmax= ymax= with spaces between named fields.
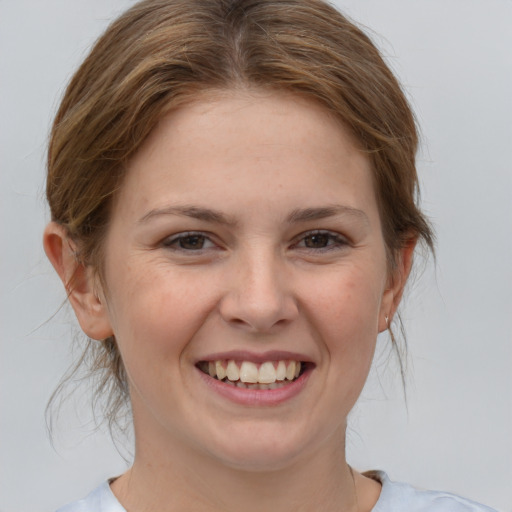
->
xmin=201 ymin=422 xmax=321 ymax=472
xmin=213 ymin=446 xmax=301 ymax=473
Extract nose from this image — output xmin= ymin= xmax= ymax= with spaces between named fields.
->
xmin=219 ymin=249 xmax=298 ymax=333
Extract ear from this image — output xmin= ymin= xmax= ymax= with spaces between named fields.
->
xmin=378 ymin=236 xmax=417 ymax=332
xmin=43 ymin=222 xmax=114 ymax=341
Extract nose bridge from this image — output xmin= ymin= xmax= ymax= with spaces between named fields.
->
xmin=220 ymin=242 xmax=297 ymax=332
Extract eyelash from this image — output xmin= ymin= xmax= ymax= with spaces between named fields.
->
xmin=162 ymin=232 xmax=216 ymax=251
xmin=291 ymin=230 xmax=349 ymax=252
xmin=162 ymin=230 xmax=348 ymax=253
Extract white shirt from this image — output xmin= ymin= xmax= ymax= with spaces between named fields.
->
xmin=56 ymin=471 xmax=499 ymax=512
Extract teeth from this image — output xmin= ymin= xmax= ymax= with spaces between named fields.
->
xmin=216 ymin=361 xmax=227 ymax=380
xmin=231 ymin=380 xmax=291 ymax=390
xmin=276 ymin=360 xmax=287 ymax=380
xmin=258 ymin=361 xmax=277 ymax=384
xmin=201 ymin=359 xmax=303 ymax=385
xmin=226 ymin=360 xmax=239 ymax=381
xmin=240 ymin=361 xmax=259 ymax=383
xmin=286 ymin=361 xmax=296 ymax=381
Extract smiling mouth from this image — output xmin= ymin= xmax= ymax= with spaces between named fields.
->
xmin=197 ymin=360 xmax=307 ymax=390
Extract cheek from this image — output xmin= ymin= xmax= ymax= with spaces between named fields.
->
xmin=301 ymin=264 xmax=384 ymax=376
xmin=104 ymin=260 xmax=219 ymax=368
xmin=306 ymin=265 xmax=384 ymax=335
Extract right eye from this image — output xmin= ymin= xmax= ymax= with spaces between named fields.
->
xmin=162 ymin=232 xmax=216 ymax=251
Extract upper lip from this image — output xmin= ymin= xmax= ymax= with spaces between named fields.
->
xmin=195 ymin=350 xmax=314 ymax=364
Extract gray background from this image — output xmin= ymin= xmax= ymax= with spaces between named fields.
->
xmin=1 ymin=1 xmax=510 ymax=510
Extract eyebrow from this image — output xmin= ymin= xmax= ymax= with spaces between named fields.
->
xmin=138 ymin=205 xmax=238 ymax=226
xmin=138 ymin=204 xmax=369 ymax=226
xmin=286 ymin=205 xmax=369 ymax=225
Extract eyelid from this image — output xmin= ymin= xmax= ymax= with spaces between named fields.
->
xmin=291 ymin=229 xmax=350 ymax=250
xmin=161 ymin=231 xmax=218 ymax=250
xmin=159 ymin=229 xmax=349 ymax=252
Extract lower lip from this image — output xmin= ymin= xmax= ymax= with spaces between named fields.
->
xmin=196 ymin=366 xmax=312 ymax=406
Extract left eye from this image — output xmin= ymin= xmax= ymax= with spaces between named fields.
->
xmin=163 ymin=233 xmax=215 ymax=251
xmin=295 ymin=231 xmax=347 ymax=250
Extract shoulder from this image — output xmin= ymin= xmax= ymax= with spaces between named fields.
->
xmin=56 ymin=481 xmax=126 ymax=512
xmin=368 ymin=471 xmax=499 ymax=512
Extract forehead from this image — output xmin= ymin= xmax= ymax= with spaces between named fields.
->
xmin=112 ymin=89 xmax=378 ymax=226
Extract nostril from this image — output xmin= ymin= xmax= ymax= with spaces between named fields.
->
xmin=231 ymin=318 xmax=246 ymax=326
xmin=225 ymin=315 xmax=291 ymax=332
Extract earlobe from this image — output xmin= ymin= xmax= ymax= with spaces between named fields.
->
xmin=378 ymin=237 xmax=417 ymax=332
xmin=43 ymin=222 xmax=114 ymax=341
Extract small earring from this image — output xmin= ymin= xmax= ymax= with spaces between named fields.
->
xmin=385 ymin=315 xmax=389 ymax=326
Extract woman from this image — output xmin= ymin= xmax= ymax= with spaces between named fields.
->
xmin=42 ymin=0 xmax=498 ymax=510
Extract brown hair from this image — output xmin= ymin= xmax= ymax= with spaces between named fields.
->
xmin=47 ymin=0 xmax=434 ymax=428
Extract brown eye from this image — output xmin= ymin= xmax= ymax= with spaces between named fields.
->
xmin=163 ymin=232 xmax=215 ymax=251
xmin=294 ymin=231 xmax=348 ymax=252
xmin=304 ymin=233 xmax=330 ymax=248
xmin=178 ymin=234 xmax=206 ymax=250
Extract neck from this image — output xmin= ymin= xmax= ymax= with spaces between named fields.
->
xmin=111 ymin=428 xmax=363 ymax=512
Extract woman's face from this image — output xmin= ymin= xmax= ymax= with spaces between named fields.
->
xmin=95 ymin=90 xmax=404 ymax=470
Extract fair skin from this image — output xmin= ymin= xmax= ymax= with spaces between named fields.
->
xmin=45 ymin=90 xmax=414 ymax=512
